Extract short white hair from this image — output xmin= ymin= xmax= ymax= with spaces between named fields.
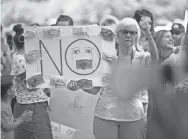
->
xmin=115 ymin=17 xmax=141 ymax=45
xmin=99 ymin=15 xmax=119 ymax=26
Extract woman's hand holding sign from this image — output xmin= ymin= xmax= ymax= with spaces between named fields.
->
xmin=67 ymin=80 xmax=80 ymax=91
xmin=67 ymin=79 xmax=93 ymax=91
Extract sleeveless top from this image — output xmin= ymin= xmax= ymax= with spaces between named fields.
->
xmin=95 ymin=50 xmax=150 ymax=121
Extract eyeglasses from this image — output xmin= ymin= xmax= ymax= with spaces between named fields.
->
xmin=172 ymin=31 xmax=181 ymax=35
xmin=119 ymin=30 xmax=137 ymax=36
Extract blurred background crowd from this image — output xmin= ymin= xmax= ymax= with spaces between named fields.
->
xmin=1 ymin=0 xmax=188 ymax=31
xmin=1 ymin=0 xmax=188 ymax=139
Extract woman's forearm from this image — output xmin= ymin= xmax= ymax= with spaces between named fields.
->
xmin=2 ymin=118 xmax=24 ymax=132
xmin=82 ymin=87 xmax=101 ymax=95
xmin=147 ymin=33 xmax=159 ymax=60
xmin=2 ymin=52 xmax=12 ymax=75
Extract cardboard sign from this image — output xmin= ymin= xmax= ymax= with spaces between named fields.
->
xmin=51 ymin=121 xmax=95 ymax=139
xmin=49 ymin=88 xmax=100 ymax=133
xmin=23 ymin=26 xmax=114 ymax=139
xmin=24 ymin=26 xmax=105 ymax=81
xmin=24 ymin=26 xmax=115 ymax=89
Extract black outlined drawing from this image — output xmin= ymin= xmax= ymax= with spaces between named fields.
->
xmin=65 ymin=39 xmax=101 ymax=75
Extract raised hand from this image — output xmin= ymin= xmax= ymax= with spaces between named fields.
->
xmin=139 ymin=17 xmax=151 ymax=36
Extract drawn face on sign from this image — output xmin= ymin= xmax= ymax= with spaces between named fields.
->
xmin=65 ymin=39 xmax=101 ymax=75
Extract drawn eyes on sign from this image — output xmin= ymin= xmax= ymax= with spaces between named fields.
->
xmin=52 ymin=126 xmax=59 ymax=132
xmin=85 ymin=49 xmax=92 ymax=54
xmin=67 ymin=129 xmax=75 ymax=136
xmin=72 ymin=49 xmax=80 ymax=54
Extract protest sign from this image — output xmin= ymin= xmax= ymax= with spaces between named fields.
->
xmin=23 ymin=25 xmax=114 ymax=138
xmin=24 ymin=26 xmax=102 ymax=78
xmin=51 ymin=121 xmax=96 ymax=139
xmin=23 ymin=25 xmax=116 ymax=88
xmin=49 ymin=88 xmax=100 ymax=133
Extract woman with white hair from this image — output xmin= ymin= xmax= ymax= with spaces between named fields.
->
xmin=67 ymin=17 xmax=158 ymax=139
xmin=99 ymin=15 xmax=119 ymax=26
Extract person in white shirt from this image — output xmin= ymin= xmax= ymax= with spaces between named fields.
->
xmin=67 ymin=17 xmax=158 ymax=139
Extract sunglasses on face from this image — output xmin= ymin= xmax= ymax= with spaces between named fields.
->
xmin=119 ymin=30 xmax=137 ymax=36
xmin=172 ymin=31 xmax=181 ymax=35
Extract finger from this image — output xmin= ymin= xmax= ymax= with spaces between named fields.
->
xmin=73 ymin=81 xmax=77 ymax=90
xmin=67 ymin=82 xmax=70 ymax=89
xmin=75 ymin=81 xmax=79 ymax=90
xmin=70 ymin=81 xmax=75 ymax=90
xmin=67 ymin=83 xmax=71 ymax=90
xmin=70 ymin=81 xmax=74 ymax=89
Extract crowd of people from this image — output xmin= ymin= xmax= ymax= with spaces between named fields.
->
xmin=1 ymin=8 xmax=188 ymax=139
